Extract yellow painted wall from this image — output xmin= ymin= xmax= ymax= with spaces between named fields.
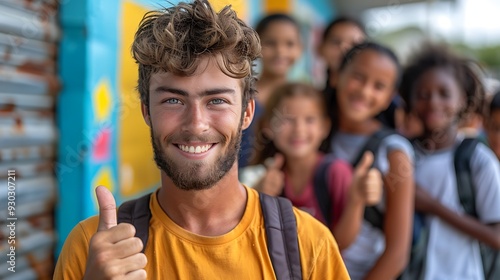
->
xmin=118 ymin=1 xmax=160 ymax=198
xmin=211 ymin=0 xmax=247 ymax=21
xmin=264 ymin=0 xmax=291 ymax=14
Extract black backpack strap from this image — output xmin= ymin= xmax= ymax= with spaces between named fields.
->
xmin=454 ymin=138 xmax=479 ymax=217
xmin=363 ymin=206 xmax=385 ymax=231
xmin=352 ymin=127 xmax=396 ymax=167
xmin=260 ymin=192 xmax=302 ymax=280
xmin=352 ymin=127 xmax=397 ymax=230
xmin=453 ymin=138 xmax=500 ymax=279
xmin=117 ymin=193 xmax=152 ymax=254
xmin=313 ymin=157 xmax=334 ymax=228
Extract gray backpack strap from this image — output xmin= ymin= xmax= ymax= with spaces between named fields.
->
xmin=454 ymin=138 xmax=479 ymax=216
xmin=454 ymin=138 xmax=500 ymax=279
xmin=117 ymin=193 xmax=152 ymax=254
xmin=259 ymin=192 xmax=302 ymax=280
xmin=352 ymin=127 xmax=397 ymax=230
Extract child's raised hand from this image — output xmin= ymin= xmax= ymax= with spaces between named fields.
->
xmin=351 ymin=151 xmax=383 ymax=206
xmin=255 ymin=153 xmax=286 ymax=196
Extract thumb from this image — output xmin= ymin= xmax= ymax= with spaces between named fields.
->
xmin=354 ymin=151 xmax=374 ymax=177
xmin=96 ymin=185 xmax=117 ymax=231
xmin=271 ymin=153 xmax=285 ymax=170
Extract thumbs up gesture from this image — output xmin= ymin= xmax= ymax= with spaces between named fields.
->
xmin=83 ymin=186 xmax=147 ymax=280
xmin=350 ymin=152 xmax=383 ymax=206
xmin=255 ymin=153 xmax=286 ymax=196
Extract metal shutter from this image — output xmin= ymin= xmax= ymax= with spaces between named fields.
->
xmin=0 ymin=0 xmax=59 ymax=279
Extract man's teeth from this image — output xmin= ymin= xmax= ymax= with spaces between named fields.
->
xmin=178 ymin=144 xmax=212 ymax=154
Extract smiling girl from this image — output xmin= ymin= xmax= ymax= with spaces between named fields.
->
xmin=329 ymin=42 xmax=415 ymax=280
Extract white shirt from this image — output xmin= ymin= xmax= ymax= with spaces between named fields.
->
xmin=414 ymin=138 xmax=500 ymax=280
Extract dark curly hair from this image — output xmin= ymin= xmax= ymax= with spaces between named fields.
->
xmin=399 ymin=43 xmax=485 ymax=119
xmin=132 ymin=0 xmax=261 ymax=109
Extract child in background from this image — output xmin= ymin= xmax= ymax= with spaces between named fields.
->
xmin=458 ymin=63 xmax=488 ymax=139
xmin=239 ymin=14 xmax=302 ymax=168
xmin=317 ymin=17 xmax=365 ymax=124
xmin=486 ymin=91 xmax=500 ymax=160
xmin=400 ymin=44 xmax=500 ymax=279
xmin=240 ymin=82 xmax=383 ymax=250
xmin=329 ymin=42 xmax=414 ymax=280
xmin=317 ymin=17 xmax=366 ymax=93
xmin=317 ymin=17 xmax=402 ymax=144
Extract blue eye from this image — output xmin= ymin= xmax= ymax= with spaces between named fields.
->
xmin=210 ymin=98 xmax=226 ymax=105
xmin=164 ymin=98 xmax=181 ymax=104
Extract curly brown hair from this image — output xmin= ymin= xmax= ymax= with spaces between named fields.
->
xmin=132 ymin=0 xmax=261 ymax=109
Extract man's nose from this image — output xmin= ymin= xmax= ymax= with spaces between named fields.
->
xmin=182 ymin=104 xmax=209 ymax=134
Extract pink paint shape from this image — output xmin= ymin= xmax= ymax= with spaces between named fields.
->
xmin=93 ymin=128 xmax=111 ymax=161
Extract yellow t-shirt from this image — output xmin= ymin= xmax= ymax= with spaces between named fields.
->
xmin=54 ymin=187 xmax=349 ymax=279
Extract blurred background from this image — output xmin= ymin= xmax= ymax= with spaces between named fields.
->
xmin=0 ymin=0 xmax=498 ymax=278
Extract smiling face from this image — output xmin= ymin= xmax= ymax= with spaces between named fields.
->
xmin=260 ymin=20 xmax=302 ymax=77
xmin=412 ymin=67 xmax=465 ymax=134
xmin=142 ymin=56 xmax=254 ymax=190
xmin=319 ymin=22 xmax=365 ymax=71
xmin=269 ymin=95 xmax=329 ymax=159
xmin=336 ymin=49 xmax=397 ymax=124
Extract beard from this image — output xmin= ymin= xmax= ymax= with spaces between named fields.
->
xmin=150 ymin=122 xmax=242 ymax=191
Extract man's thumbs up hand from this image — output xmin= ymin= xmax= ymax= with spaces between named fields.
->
xmin=96 ymin=186 xmax=118 ymax=231
xmin=83 ymin=186 xmax=147 ymax=280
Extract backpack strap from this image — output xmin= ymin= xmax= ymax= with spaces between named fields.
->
xmin=117 ymin=193 xmax=152 ymax=254
xmin=453 ymin=138 xmax=500 ymax=279
xmin=352 ymin=127 xmax=397 ymax=230
xmin=454 ymin=138 xmax=479 ymax=217
xmin=313 ymin=157 xmax=334 ymax=228
xmin=259 ymin=192 xmax=302 ymax=280
xmin=352 ymin=127 xmax=396 ymax=167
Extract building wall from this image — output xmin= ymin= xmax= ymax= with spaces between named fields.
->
xmin=0 ymin=1 xmax=60 ymax=278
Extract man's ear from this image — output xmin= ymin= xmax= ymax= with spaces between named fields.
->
xmin=242 ymin=98 xmax=255 ymax=130
xmin=141 ymin=102 xmax=151 ymax=127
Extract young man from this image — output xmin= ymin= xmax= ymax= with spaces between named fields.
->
xmin=54 ymin=1 xmax=351 ymax=279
